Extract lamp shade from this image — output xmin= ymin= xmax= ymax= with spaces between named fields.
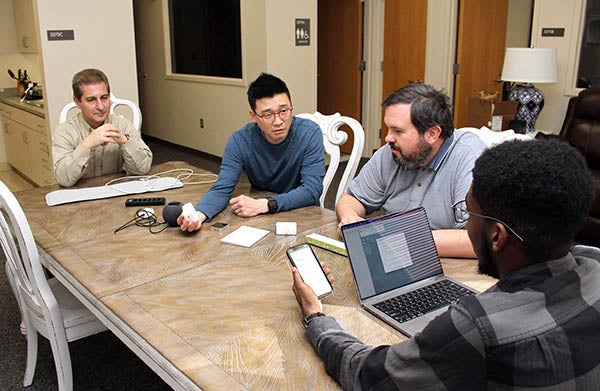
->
xmin=501 ymin=48 xmax=558 ymax=83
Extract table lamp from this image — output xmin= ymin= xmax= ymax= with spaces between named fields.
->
xmin=501 ymin=47 xmax=558 ymax=134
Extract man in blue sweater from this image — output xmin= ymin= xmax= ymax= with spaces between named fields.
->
xmin=178 ymin=73 xmax=325 ymax=231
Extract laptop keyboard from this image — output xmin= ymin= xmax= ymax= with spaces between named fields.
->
xmin=373 ymin=279 xmax=474 ymax=323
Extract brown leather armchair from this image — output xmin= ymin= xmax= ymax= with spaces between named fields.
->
xmin=558 ymin=88 xmax=600 ymax=246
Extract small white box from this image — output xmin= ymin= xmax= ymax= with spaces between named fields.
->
xmin=275 ymin=222 xmax=297 ymax=235
xmin=491 ymin=115 xmax=503 ymax=131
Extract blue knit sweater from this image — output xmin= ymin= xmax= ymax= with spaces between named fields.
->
xmin=195 ymin=117 xmax=325 ymax=220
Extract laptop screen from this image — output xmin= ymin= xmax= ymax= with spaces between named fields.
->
xmin=341 ymin=207 xmax=443 ymax=300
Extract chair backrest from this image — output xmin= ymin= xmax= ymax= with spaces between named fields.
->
xmin=0 ymin=180 xmax=65 ymax=339
xmin=559 ymin=88 xmax=600 ymax=171
xmin=296 ymin=112 xmax=365 ymax=208
xmin=58 ymin=93 xmax=142 ymax=131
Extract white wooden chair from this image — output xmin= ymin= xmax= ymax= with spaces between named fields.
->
xmin=58 ymin=93 xmax=142 ymax=130
xmin=0 ymin=180 xmax=106 ymax=391
xmin=297 ymin=112 xmax=365 ymax=208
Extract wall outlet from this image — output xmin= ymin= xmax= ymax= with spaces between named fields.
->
xmin=200 ymin=118 xmax=204 ymax=128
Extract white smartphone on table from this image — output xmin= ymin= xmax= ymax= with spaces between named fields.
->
xmin=287 ymin=243 xmax=333 ymax=298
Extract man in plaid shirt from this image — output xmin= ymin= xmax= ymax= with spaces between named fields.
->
xmin=292 ymin=139 xmax=600 ymax=390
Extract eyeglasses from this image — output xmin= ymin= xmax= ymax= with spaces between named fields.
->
xmin=254 ymin=106 xmax=293 ymax=122
xmin=451 ymin=200 xmax=524 ymax=242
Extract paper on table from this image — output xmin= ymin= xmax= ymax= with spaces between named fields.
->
xmin=220 ymin=226 xmax=270 ymax=247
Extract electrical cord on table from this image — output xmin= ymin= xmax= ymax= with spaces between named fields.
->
xmin=105 ymin=168 xmax=218 ymax=194
xmin=114 ymin=208 xmax=171 ymax=234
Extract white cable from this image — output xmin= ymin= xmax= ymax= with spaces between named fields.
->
xmin=104 ymin=168 xmax=218 ymax=193
xmin=179 ymin=173 xmax=218 ymax=185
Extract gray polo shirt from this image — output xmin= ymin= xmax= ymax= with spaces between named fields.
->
xmin=347 ymin=129 xmax=486 ymax=229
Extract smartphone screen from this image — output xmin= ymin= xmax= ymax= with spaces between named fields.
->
xmin=287 ymin=243 xmax=333 ymax=298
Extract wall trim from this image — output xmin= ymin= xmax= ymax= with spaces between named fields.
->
xmin=361 ymin=0 xmax=385 ymax=156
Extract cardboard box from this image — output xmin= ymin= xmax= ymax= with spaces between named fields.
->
xmin=465 ymin=97 xmax=518 ymax=131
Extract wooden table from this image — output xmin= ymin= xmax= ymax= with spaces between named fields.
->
xmin=14 ymin=162 xmax=497 ymax=390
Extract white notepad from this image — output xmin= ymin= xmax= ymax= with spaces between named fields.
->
xmin=220 ymin=226 xmax=270 ymax=247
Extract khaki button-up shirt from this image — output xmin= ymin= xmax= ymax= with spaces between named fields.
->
xmin=52 ymin=112 xmax=153 ymax=187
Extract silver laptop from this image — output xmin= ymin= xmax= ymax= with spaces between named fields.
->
xmin=341 ymin=207 xmax=478 ymax=337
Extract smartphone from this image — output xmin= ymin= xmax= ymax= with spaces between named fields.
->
xmin=286 ymin=243 xmax=333 ymax=298
xmin=211 ymin=222 xmax=229 ymax=231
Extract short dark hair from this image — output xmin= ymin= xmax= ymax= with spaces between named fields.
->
xmin=247 ymin=73 xmax=291 ymax=111
xmin=472 ymin=139 xmax=594 ymax=258
xmin=72 ymin=68 xmax=110 ymax=101
xmin=382 ymin=83 xmax=454 ymax=138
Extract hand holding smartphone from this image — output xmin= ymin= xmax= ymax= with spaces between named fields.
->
xmin=287 ymin=243 xmax=333 ymax=298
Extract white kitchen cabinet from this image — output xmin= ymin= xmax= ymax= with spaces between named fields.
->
xmin=28 ymin=129 xmax=53 ymax=186
xmin=13 ymin=0 xmax=38 ymax=53
xmin=3 ymin=118 xmax=29 ymax=174
xmin=0 ymin=103 xmax=53 ymax=185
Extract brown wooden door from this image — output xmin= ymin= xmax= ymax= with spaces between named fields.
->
xmin=317 ymin=0 xmax=363 ymax=154
xmin=380 ymin=0 xmax=428 ymax=145
xmin=453 ymin=0 xmax=508 ymax=128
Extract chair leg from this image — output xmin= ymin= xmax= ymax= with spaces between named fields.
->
xmin=22 ymin=316 xmax=38 ymax=387
xmin=47 ymin=326 xmax=74 ymax=391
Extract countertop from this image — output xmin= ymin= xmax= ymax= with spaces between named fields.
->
xmin=0 ymin=88 xmax=45 ymax=118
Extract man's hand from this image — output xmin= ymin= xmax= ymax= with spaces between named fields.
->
xmin=81 ymin=124 xmax=127 ymax=151
xmin=177 ymin=211 xmax=207 ymax=232
xmin=230 ymin=195 xmax=268 ymax=217
xmin=338 ymin=215 xmax=365 ymax=229
xmin=291 ymin=263 xmax=334 ymax=317
xmin=336 ymin=192 xmax=367 ymax=230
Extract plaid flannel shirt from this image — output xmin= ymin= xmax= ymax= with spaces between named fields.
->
xmin=306 ymin=245 xmax=600 ymax=390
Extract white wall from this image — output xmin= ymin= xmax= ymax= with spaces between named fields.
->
xmin=134 ymin=0 xmax=318 ymax=157
xmin=266 ymin=0 xmax=317 ymax=111
xmin=531 ymin=0 xmax=584 ymax=134
xmin=35 ymin=0 xmax=139 ymax=133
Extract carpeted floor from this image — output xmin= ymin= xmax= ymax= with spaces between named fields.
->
xmin=0 ymin=136 xmax=367 ymax=390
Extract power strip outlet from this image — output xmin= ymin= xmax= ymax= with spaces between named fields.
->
xmin=125 ymin=197 xmax=166 ymax=207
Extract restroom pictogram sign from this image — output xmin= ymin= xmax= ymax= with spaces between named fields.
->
xmin=295 ymin=19 xmax=310 ymax=46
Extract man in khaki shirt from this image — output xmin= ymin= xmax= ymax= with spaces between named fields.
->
xmin=52 ymin=68 xmax=152 ymax=187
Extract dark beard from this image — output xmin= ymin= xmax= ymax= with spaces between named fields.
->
xmin=391 ymin=137 xmax=432 ymax=169
xmin=477 ymin=240 xmax=500 ymax=279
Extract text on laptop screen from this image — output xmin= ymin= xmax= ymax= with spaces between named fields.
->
xmin=342 ymin=208 xmax=443 ymax=299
